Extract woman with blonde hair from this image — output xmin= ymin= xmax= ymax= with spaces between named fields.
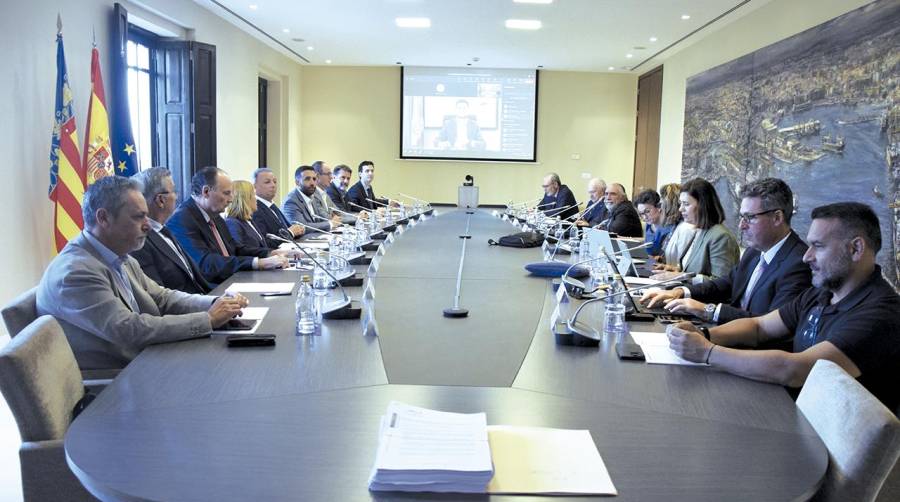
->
xmin=225 ymin=180 xmax=274 ymax=251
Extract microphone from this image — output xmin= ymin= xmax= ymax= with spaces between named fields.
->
xmin=566 ymin=271 xmax=696 ymax=339
xmin=267 ymin=232 xmax=351 ymax=308
xmin=571 ymin=199 xmax=600 ymax=221
xmin=561 ymin=242 xmax=653 ymax=299
xmin=331 ymin=207 xmax=362 ymax=219
xmin=543 ymin=203 xmax=580 ymax=219
xmin=291 ymin=220 xmax=336 ymax=236
xmin=348 ymin=201 xmax=375 ymax=213
xmin=397 ymin=192 xmax=431 ymax=205
xmin=534 ymin=201 xmax=555 ymax=210
xmin=506 ymin=195 xmax=543 ymax=208
xmin=365 ymin=197 xmax=390 ymax=208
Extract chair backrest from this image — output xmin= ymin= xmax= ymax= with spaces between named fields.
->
xmin=1 ymin=287 xmax=38 ymax=338
xmin=0 ymin=316 xmax=84 ymax=442
xmin=797 ymin=359 xmax=900 ymax=502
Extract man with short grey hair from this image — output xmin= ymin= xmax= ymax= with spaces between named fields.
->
xmin=130 ymin=167 xmax=212 ymax=294
xmin=537 ymin=172 xmax=578 ymax=220
xmin=575 ymin=177 xmax=608 ymax=227
xmin=251 ymin=167 xmax=304 ymax=248
xmin=597 ymin=182 xmax=642 ymax=237
xmin=36 ymin=175 xmax=247 ymax=370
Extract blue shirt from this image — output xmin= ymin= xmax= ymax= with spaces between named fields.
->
xmin=644 ymin=223 xmax=674 ymax=257
xmin=83 ymin=230 xmax=140 ymax=312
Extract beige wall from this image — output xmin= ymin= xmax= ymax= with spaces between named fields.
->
xmin=657 ymin=0 xmax=874 ymax=184
xmin=300 ymin=67 xmax=638 ymax=205
xmin=0 ymin=0 xmax=303 ymax=313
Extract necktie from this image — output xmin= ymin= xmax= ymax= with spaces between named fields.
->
xmin=208 ymin=219 xmax=231 ymax=257
xmin=270 ymin=204 xmax=290 ymax=228
xmin=740 ymin=257 xmax=768 ymax=310
xmin=159 ymin=227 xmax=195 ymax=280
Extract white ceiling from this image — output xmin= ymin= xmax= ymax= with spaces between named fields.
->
xmin=198 ymin=0 xmax=770 ymax=72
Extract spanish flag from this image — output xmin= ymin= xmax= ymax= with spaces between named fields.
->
xmin=48 ymin=20 xmax=85 ymax=254
xmin=83 ymin=44 xmax=114 ymax=184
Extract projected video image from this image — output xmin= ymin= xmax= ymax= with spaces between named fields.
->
xmin=401 ymin=67 xmax=537 ymax=162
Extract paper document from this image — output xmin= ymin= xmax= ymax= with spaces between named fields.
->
xmin=486 ymin=426 xmax=617 ymax=495
xmin=211 ymin=307 xmax=269 ymax=334
xmin=630 ymin=331 xmax=708 ymax=366
xmin=225 ymin=282 xmax=295 ymax=294
xmin=368 ymin=401 xmax=493 ymax=493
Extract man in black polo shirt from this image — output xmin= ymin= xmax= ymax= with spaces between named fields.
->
xmin=667 ymin=202 xmax=900 ymax=411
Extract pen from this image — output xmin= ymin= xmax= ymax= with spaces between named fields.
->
xmin=260 ymin=292 xmax=292 ymax=297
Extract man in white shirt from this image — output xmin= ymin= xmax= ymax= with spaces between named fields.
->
xmin=283 ymin=165 xmax=341 ymax=233
xmin=250 ymin=167 xmax=304 ymax=247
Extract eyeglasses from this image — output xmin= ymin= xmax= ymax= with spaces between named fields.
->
xmin=738 ymin=208 xmax=779 ymax=224
xmin=797 ymin=305 xmax=823 ymax=352
xmin=638 ymin=209 xmax=654 ymax=217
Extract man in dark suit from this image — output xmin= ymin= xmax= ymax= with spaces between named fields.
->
xmin=575 ymin=177 xmax=609 ymax=227
xmin=130 ymin=167 xmax=212 ymax=295
xmin=250 ymin=167 xmax=304 ymax=248
xmin=167 ymin=166 xmax=290 ymax=285
xmin=326 ymin=164 xmax=353 ymax=211
xmin=537 ymin=173 xmax=579 ymax=220
xmin=436 ymin=99 xmax=484 ymax=150
xmin=598 ymin=183 xmax=643 ymax=237
xmin=642 ymin=178 xmax=811 ymax=324
xmin=346 ymin=160 xmax=393 ymax=211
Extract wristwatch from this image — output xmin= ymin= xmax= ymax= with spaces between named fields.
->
xmin=703 ymin=303 xmax=717 ymax=322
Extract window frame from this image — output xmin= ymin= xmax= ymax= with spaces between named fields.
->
xmin=125 ymin=24 xmax=160 ymax=169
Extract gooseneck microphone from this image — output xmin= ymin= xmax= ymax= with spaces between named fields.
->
xmin=268 ymin=231 xmax=351 ymax=309
xmin=292 ymin=220 xmax=336 ymax=236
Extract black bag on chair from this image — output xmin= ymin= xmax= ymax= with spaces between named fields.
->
xmin=488 ymin=231 xmax=545 ymax=248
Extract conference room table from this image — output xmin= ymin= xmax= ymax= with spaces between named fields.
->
xmin=65 ymin=209 xmax=827 ymax=501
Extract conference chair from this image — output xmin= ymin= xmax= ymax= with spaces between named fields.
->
xmin=2 ymin=287 xmax=117 ymax=382
xmin=0 ymin=315 xmax=98 ymax=501
xmin=1 ymin=286 xmax=37 ymax=338
xmin=797 ymin=359 xmax=900 ymax=502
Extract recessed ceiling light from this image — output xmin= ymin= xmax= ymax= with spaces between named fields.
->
xmin=681 ymin=14 xmax=691 ymax=20
xmin=325 ymin=59 xmax=332 ymax=64
xmin=513 ymin=0 xmax=553 ymax=4
xmin=396 ymin=17 xmax=431 ymax=28
xmin=505 ymin=19 xmax=542 ymax=30
xmin=608 ymin=66 xmax=615 ymax=70
xmin=307 ymin=46 xmax=314 ymax=51
xmin=649 ymin=36 xmax=658 ymax=42
xmin=282 ymin=28 xmax=290 ymax=33
xmin=248 ymin=4 xmax=258 ymax=10
xmin=626 ymin=53 xmax=633 ymax=58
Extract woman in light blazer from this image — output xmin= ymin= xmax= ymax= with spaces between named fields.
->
xmin=652 ymin=178 xmax=739 ymax=281
xmin=225 ymin=180 xmax=273 ymax=251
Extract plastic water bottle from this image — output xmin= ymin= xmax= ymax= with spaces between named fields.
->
xmin=313 ymin=253 xmax=331 ymax=297
xmin=296 ymin=276 xmax=317 ymax=335
xmin=578 ymin=237 xmax=591 ymax=262
xmin=604 ymin=274 xmax=628 ymax=338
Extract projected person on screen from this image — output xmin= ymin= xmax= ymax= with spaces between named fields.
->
xmin=436 ymin=99 xmax=485 ymax=151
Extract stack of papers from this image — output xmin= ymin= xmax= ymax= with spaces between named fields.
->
xmin=224 ymin=282 xmax=294 ymax=295
xmin=630 ymin=331 xmax=708 ymax=366
xmin=368 ymin=402 xmax=494 ymax=493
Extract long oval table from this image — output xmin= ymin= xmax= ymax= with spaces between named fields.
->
xmin=65 ymin=209 xmax=827 ymax=501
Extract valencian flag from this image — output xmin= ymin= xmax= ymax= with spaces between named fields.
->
xmin=48 ymin=17 xmax=86 ymax=254
xmin=82 ymin=43 xmax=114 ymax=184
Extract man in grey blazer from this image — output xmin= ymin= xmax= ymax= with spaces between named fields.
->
xmin=36 ymin=176 xmax=247 ymax=370
xmin=283 ymin=165 xmax=341 ymax=234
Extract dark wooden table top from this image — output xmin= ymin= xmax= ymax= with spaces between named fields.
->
xmin=66 ymin=209 xmax=826 ymax=501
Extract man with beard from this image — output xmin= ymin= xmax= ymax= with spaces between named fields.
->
xmin=537 ymin=173 xmax=578 ymax=220
xmin=596 ymin=182 xmax=642 ymax=237
xmin=283 ymin=164 xmax=341 ymax=233
xmin=666 ymin=202 xmax=900 ymax=411
xmin=36 ymin=175 xmax=247 ymax=370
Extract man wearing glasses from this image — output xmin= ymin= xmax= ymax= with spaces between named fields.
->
xmin=642 ymin=178 xmax=810 ymax=324
xmin=667 ymin=202 xmax=900 ymax=411
xmin=537 ymin=173 xmax=579 ymax=220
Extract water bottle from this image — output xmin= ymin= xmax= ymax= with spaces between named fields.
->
xmin=603 ymin=273 xmax=628 ymax=338
xmin=554 ymin=224 xmax=566 ymax=246
xmin=296 ymin=276 xmax=317 ymax=335
xmin=578 ymin=237 xmax=591 ymax=262
xmin=313 ymin=253 xmax=331 ymax=296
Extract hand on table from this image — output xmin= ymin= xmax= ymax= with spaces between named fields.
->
xmin=208 ymin=295 xmax=246 ymax=328
xmin=666 ymin=322 xmax=713 ymax=363
xmin=259 ymin=255 xmax=289 ymax=270
xmin=664 ymin=298 xmax=709 ymax=318
xmin=640 ymin=288 xmax=684 ymax=308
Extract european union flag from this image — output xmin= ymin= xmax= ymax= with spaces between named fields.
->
xmin=108 ymin=67 xmax=138 ymax=176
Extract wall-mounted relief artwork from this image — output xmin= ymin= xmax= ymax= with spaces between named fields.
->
xmin=682 ymin=0 xmax=900 ymax=289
